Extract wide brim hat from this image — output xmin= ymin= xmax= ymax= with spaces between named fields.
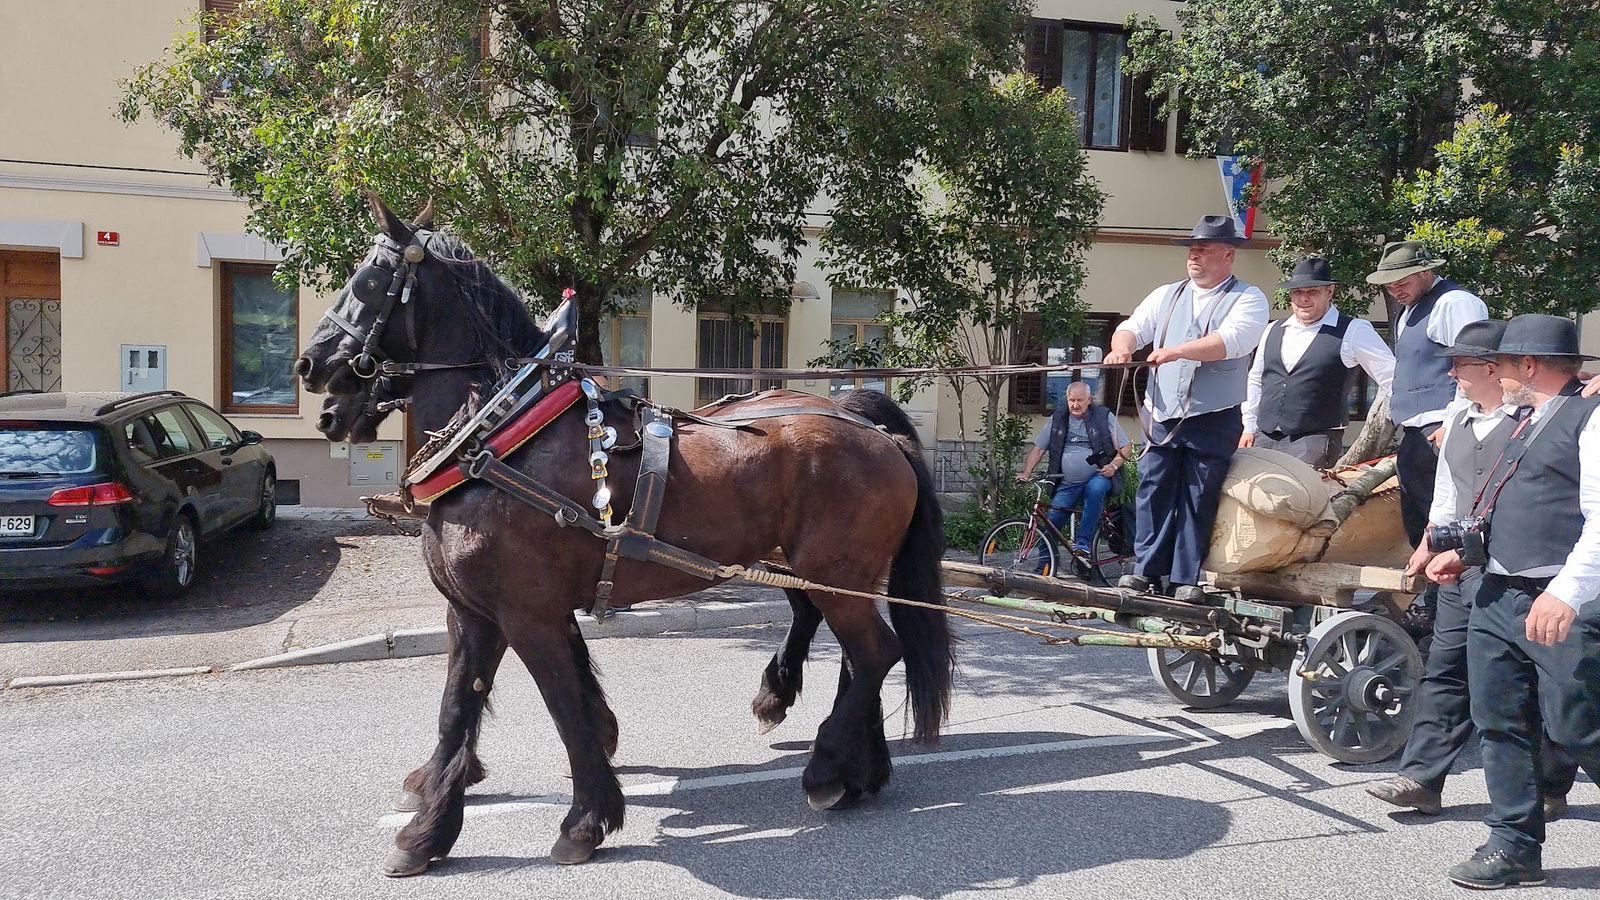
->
xmin=1277 ymin=255 xmax=1338 ymax=290
xmin=1436 ymin=319 xmax=1507 ymax=359
xmin=1170 ymin=214 xmax=1248 ymax=246
xmin=1366 ymin=240 xmax=1444 ymax=285
xmin=1494 ymin=313 xmax=1600 ymax=360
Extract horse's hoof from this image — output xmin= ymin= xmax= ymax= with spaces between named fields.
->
xmin=550 ymin=835 xmax=599 ymax=865
xmin=391 ymin=790 xmax=423 ymax=812
xmin=806 ymin=784 xmax=847 ymax=811
xmin=755 ymin=714 xmax=785 ymax=735
xmin=380 ymin=848 xmax=432 ymax=878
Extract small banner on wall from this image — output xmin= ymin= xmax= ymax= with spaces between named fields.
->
xmin=1218 ymin=156 xmax=1264 ymax=238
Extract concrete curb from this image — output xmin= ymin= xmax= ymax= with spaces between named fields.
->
xmin=5 ymin=598 xmax=791 ymax=689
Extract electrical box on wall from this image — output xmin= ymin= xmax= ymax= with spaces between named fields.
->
xmin=349 ymin=441 xmax=400 ymax=486
xmin=121 ymin=345 xmax=166 ymax=392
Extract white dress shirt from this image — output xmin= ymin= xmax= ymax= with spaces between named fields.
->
xmin=1393 ymin=281 xmax=1490 ymax=428
xmin=1241 ymin=307 xmax=1397 ymax=434
xmin=1114 ymin=277 xmax=1270 ymax=412
xmin=1427 ymin=401 xmax=1517 ymax=526
xmin=1482 ymin=399 xmax=1600 ymax=612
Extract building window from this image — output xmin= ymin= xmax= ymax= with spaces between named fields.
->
xmin=222 ymin=263 xmax=298 ymax=413
xmin=601 ymin=288 xmax=651 ymax=397
xmin=1347 ymin=322 xmax=1391 ymax=422
xmin=696 ymin=301 xmax=786 ymax=406
xmin=829 ymin=289 xmax=894 ymax=397
xmin=1011 ymin=312 xmax=1145 ymax=415
xmin=203 ymin=0 xmax=241 ymax=42
xmin=1023 ymin=19 xmax=1167 ymax=152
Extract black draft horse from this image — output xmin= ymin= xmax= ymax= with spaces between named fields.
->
xmin=296 ymin=198 xmax=954 ymax=872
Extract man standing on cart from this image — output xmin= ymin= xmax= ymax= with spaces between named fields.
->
xmin=1240 ymin=255 xmax=1395 ymax=467
xmin=1102 ymin=215 xmax=1268 ymax=604
xmin=1423 ymin=314 xmax=1600 ymax=889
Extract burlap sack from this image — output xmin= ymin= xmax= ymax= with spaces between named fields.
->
xmin=1204 ymin=448 xmax=1335 ymax=573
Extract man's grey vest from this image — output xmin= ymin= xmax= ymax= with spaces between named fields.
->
xmin=1481 ymin=386 xmax=1600 ymax=571
xmin=1146 ymin=278 xmax=1254 ymax=421
xmin=1256 ymin=313 xmax=1353 ymax=437
xmin=1389 ymin=278 xmax=1464 ymax=426
xmin=1442 ymin=407 xmax=1517 ymax=521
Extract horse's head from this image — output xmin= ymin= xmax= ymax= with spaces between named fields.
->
xmin=297 ymin=194 xmax=542 ymax=443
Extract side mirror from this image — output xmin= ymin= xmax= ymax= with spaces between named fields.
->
xmin=239 ymin=430 xmax=264 ymax=446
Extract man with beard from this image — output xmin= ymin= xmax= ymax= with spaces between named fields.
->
xmin=1424 ymin=314 xmax=1600 ymax=888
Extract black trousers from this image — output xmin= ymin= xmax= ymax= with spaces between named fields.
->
xmin=1133 ymin=407 xmax=1242 ymax=587
xmin=1398 ymin=569 xmax=1582 ymax=795
xmin=1396 ymin=424 xmax=1441 ymax=547
xmin=1254 ymin=428 xmax=1344 ymax=468
xmin=1468 ymin=574 xmax=1600 ymax=857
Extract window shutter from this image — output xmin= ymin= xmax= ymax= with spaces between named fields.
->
xmin=1009 ymin=314 xmax=1046 ymax=414
xmin=1125 ymin=70 xmax=1168 ymax=152
xmin=204 ymin=0 xmax=242 ymax=42
xmin=1174 ymin=102 xmax=1195 ymax=155
xmin=1022 ymin=18 xmax=1064 ymax=89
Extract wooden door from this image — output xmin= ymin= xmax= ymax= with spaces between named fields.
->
xmin=0 ymin=251 xmax=62 ymax=392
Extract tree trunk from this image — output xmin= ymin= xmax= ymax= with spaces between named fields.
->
xmin=573 ymin=281 xmax=605 ymax=365
xmin=1336 ymin=391 xmax=1399 ymax=466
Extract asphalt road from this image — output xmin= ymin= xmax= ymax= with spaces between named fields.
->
xmin=4 ymin=619 xmax=1597 ymax=900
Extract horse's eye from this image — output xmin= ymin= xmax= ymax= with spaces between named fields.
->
xmin=351 ymin=264 xmax=392 ymax=305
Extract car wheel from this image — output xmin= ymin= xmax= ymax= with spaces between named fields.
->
xmin=144 ymin=514 xmax=198 ymax=598
xmin=247 ymin=470 xmax=277 ymax=531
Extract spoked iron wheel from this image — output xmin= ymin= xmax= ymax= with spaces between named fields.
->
xmin=979 ymin=518 xmax=1058 ymax=586
xmin=1148 ymin=647 xmax=1257 ymax=709
xmin=1288 ymin=611 xmax=1423 ymax=764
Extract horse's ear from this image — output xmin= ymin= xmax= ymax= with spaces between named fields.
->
xmin=412 ymin=198 xmax=436 ymax=231
xmin=365 ymin=190 xmax=412 ymax=241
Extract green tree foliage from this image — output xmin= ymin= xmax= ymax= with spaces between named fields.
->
xmin=820 ymin=73 xmax=1105 ymax=515
xmin=121 ymin=0 xmax=1026 ymax=362
xmin=1128 ymin=2 xmax=1600 ymax=316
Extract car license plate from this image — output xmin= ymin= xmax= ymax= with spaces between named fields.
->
xmin=0 ymin=515 xmax=34 ymax=536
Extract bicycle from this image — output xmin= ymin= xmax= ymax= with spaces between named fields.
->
xmin=979 ymin=476 xmax=1136 ymax=587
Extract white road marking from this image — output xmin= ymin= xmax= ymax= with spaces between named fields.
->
xmin=375 ymin=719 xmax=1287 ymax=829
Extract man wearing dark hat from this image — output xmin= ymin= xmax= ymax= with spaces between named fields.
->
xmin=1241 ymin=255 xmax=1395 ymax=467
xmin=1366 ymin=241 xmax=1489 ymax=547
xmin=1369 ymin=320 xmax=1518 ymax=813
xmin=1423 ymin=314 xmax=1600 ymax=889
xmin=1102 ymin=215 xmax=1269 ymax=603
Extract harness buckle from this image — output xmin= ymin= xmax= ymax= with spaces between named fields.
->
xmin=464 ymin=447 xmax=496 ymax=480
xmin=351 ymin=353 xmax=380 ymax=380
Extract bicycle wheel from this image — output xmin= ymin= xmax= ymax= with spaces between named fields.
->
xmin=979 ymin=518 xmax=1058 ymax=582
xmin=1068 ymin=509 xmax=1132 ymax=586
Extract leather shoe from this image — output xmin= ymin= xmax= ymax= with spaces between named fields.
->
xmin=1544 ymin=793 xmax=1568 ymax=823
xmin=1171 ymin=584 xmax=1210 ymax=605
xmin=1446 ymin=846 xmax=1545 ymax=889
xmin=1365 ymin=775 xmax=1442 ymax=815
xmin=1117 ymin=573 xmax=1152 ymax=593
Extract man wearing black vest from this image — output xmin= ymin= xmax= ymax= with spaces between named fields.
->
xmin=1423 ymin=315 xmax=1600 ymax=889
xmin=1241 ymin=256 xmax=1395 ymax=467
xmin=1368 ymin=320 xmax=1515 ymax=813
xmin=1102 ymin=215 xmax=1269 ymax=604
xmin=1017 ymin=381 xmax=1132 ymax=562
xmin=1366 ymin=241 xmax=1489 ymax=547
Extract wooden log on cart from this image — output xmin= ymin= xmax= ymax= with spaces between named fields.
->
xmin=1207 ymin=562 xmax=1425 ymax=608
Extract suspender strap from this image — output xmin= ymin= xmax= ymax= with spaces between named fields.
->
xmin=1470 ymin=397 xmax=1569 ymax=518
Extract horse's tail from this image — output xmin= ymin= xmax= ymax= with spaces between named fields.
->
xmin=837 ymin=391 xmax=955 ymax=745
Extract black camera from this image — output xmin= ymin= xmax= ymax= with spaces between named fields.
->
xmin=1425 ymin=516 xmax=1488 ymax=567
xmin=1086 ymin=451 xmax=1115 ymax=468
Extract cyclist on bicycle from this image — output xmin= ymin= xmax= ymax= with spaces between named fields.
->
xmin=1017 ymin=381 xmax=1132 ymax=563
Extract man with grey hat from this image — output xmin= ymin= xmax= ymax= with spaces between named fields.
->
xmin=1241 ymin=255 xmax=1395 ymax=467
xmin=1422 ymin=314 xmax=1600 ymax=888
xmin=1102 ymin=215 xmax=1269 ymax=603
xmin=1366 ymin=241 xmax=1489 ymax=548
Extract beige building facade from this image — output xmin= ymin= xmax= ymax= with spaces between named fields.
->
xmin=6 ymin=1 xmax=1572 ymax=505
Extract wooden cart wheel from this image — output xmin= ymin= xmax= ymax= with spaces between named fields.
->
xmin=1147 ymin=647 xmax=1256 ymax=709
xmin=1288 ymin=611 xmax=1423 ymax=764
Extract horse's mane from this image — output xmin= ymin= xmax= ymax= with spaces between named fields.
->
xmin=424 ymin=229 xmax=549 ymax=392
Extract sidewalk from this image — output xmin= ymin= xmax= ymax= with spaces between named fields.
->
xmin=0 ymin=508 xmax=793 ymax=688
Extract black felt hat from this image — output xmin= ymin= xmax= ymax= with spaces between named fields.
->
xmin=1277 ymin=256 xmax=1338 ymax=290
xmin=1436 ymin=319 xmax=1506 ymax=359
xmin=1170 ymin=215 xmax=1248 ymax=246
xmin=1495 ymin=314 xmax=1600 ymax=360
